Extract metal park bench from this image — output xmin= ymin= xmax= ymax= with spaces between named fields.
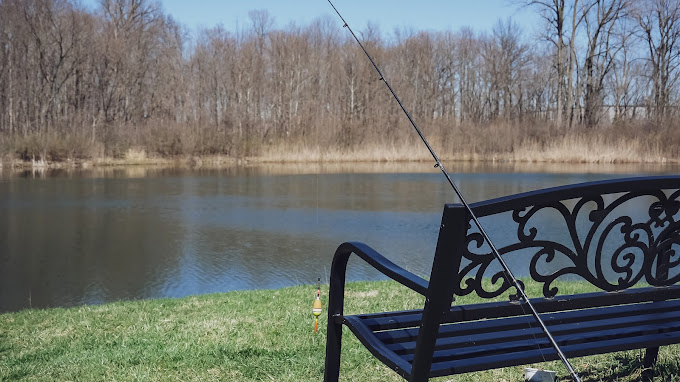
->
xmin=323 ymin=175 xmax=680 ymax=381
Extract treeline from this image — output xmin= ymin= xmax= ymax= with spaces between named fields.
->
xmin=1 ymin=0 xmax=680 ymax=163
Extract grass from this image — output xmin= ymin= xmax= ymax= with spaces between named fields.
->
xmin=512 ymin=134 xmax=670 ymax=164
xmin=2 ymin=280 xmax=680 ymax=381
xmin=256 ymin=134 xmax=675 ymax=165
xmin=3 ymin=120 xmax=680 ymax=168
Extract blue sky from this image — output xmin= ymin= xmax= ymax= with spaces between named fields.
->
xmin=80 ymin=0 xmax=540 ymax=36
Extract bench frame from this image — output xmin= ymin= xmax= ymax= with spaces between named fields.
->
xmin=323 ymin=175 xmax=680 ymax=381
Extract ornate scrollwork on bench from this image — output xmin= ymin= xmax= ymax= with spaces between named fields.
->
xmin=458 ymin=188 xmax=680 ymax=299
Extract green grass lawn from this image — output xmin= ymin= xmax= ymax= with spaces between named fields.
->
xmin=2 ymin=280 xmax=680 ymax=381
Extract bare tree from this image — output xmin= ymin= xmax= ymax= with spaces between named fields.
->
xmin=605 ymin=16 xmax=643 ymax=122
xmin=580 ymin=0 xmax=628 ymax=127
xmin=482 ymin=19 xmax=529 ymax=120
xmin=520 ymin=0 xmax=569 ymax=125
xmin=455 ymin=27 xmax=485 ymax=123
xmin=21 ymin=0 xmax=83 ymax=133
xmin=97 ymin=0 xmax=163 ymax=123
xmin=633 ymin=0 xmax=680 ymax=126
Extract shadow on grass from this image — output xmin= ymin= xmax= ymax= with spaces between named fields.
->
xmin=569 ymin=351 xmax=680 ymax=382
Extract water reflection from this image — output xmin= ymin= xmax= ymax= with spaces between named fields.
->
xmin=0 ymin=162 xmax=678 ymax=312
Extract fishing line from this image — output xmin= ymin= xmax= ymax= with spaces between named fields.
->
xmin=325 ymin=1 xmax=582 ymax=381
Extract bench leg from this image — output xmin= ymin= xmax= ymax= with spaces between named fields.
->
xmin=324 ymin=245 xmax=351 ymax=382
xmin=323 ymin=317 xmax=342 ymax=382
xmin=642 ymin=346 xmax=659 ymax=381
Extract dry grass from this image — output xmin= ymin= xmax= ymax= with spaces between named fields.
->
xmin=255 ymin=142 xmax=434 ymax=163
xmin=123 ymin=147 xmax=148 ymax=162
xmin=512 ymin=134 xmax=672 ymax=164
xmin=2 ymin=120 xmax=680 ymax=167
xmin=256 ymin=131 xmax=678 ymax=165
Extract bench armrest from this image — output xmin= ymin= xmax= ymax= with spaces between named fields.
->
xmin=324 ymin=241 xmax=429 ymax=381
xmin=331 ymin=241 xmax=429 ymax=297
xmin=327 ymin=242 xmax=428 ymax=324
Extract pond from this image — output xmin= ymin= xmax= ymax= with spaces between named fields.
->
xmin=1 ymin=162 xmax=677 ymax=312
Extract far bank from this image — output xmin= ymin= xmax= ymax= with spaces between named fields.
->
xmin=2 ymin=131 xmax=678 ymax=171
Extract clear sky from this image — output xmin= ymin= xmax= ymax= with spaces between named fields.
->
xmin=80 ymin=0 xmax=540 ymax=36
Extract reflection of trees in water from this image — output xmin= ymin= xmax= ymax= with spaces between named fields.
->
xmin=0 ymin=178 xmax=183 ymax=312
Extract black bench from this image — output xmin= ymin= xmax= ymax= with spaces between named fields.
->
xmin=323 ymin=175 xmax=680 ymax=381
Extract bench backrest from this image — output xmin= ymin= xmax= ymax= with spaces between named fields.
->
xmin=407 ymin=176 xmax=680 ymax=379
xmin=431 ymin=175 xmax=680 ymax=302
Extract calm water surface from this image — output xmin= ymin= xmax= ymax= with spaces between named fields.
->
xmin=1 ymin=162 xmax=678 ymax=312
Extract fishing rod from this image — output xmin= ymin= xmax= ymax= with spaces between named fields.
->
xmin=326 ymin=1 xmax=582 ymax=381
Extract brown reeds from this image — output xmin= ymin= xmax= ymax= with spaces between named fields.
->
xmin=2 ymin=120 xmax=679 ymax=168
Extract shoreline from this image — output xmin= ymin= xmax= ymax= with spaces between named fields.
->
xmin=2 ymin=151 xmax=679 ymax=171
xmin=3 ymin=130 xmax=678 ymax=170
xmin=2 ymin=155 xmax=679 ymax=181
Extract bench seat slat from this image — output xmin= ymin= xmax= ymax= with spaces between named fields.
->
xmin=345 ymin=298 xmax=680 ymax=378
xmin=361 ymin=286 xmax=680 ymax=332
xmin=371 ymin=297 xmax=680 ymax=344
xmin=379 ymin=299 xmax=680 ymax=347
xmin=387 ymin=307 xmax=680 ymax=355
xmin=421 ymin=316 xmax=680 ymax=364
xmin=429 ymin=331 xmax=680 ymax=377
